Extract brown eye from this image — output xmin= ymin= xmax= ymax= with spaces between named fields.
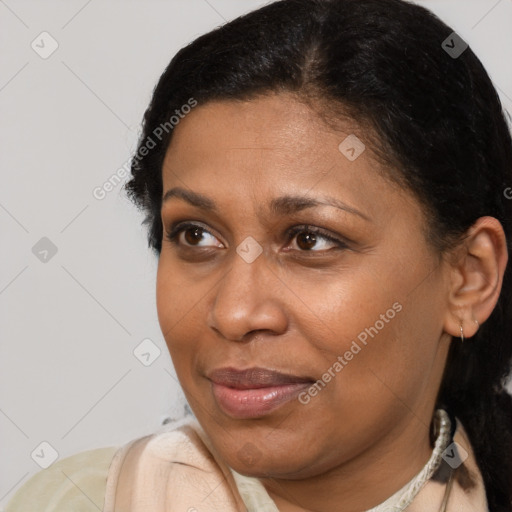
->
xmin=288 ymin=226 xmax=346 ymax=252
xmin=165 ymin=222 xmax=223 ymax=248
xmin=184 ymin=226 xmax=206 ymax=245
xmin=296 ymin=231 xmax=318 ymax=250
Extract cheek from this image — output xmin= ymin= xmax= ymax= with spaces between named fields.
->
xmin=156 ymin=268 xmax=209 ymax=416
xmin=156 ymin=254 xmax=205 ymax=332
xmin=298 ymin=255 xmax=442 ymax=409
xmin=156 ymin=260 xmax=200 ymax=359
xmin=289 ymin=302 xmax=432 ymax=465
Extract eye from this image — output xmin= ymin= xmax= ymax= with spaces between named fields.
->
xmin=285 ymin=225 xmax=348 ymax=252
xmin=165 ymin=221 xmax=348 ymax=252
xmin=165 ymin=222 xmax=223 ymax=248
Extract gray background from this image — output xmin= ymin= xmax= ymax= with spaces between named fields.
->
xmin=1 ymin=0 xmax=511 ymax=507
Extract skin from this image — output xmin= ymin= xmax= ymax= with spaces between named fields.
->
xmin=155 ymin=92 xmax=508 ymax=512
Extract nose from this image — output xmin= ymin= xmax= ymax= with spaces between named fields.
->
xmin=207 ymin=249 xmax=288 ymax=342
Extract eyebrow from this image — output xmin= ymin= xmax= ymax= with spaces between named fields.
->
xmin=162 ymin=187 xmax=369 ymax=221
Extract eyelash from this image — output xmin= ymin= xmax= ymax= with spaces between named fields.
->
xmin=164 ymin=221 xmax=349 ymax=252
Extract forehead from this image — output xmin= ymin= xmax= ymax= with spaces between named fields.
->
xmin=164 ymin=93 xmax=359 ymax=164
xmin=160 ymin=93 xmax=411 ymax=223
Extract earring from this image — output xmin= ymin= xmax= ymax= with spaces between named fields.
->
xmin=459 ymin=322 xmax=465 ymax=343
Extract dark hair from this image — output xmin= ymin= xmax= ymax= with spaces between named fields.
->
xmin=125 ymin=0 xmax=512 ymax=508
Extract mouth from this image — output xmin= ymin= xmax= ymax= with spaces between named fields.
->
xmin=207 ymin=367 xmax=315 ymax=419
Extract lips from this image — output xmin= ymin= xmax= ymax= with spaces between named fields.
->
xmin=207 ymin=367 xmax=315 ymax=419
xmin=207 ymin=366 xmax=315 ymax=389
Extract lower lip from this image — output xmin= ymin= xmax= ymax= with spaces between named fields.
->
xmin=211 ymin=381 xmax=312 ymax=419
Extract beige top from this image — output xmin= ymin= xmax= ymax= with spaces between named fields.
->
xmin=5 ymin=416 xmax=489 ymax=511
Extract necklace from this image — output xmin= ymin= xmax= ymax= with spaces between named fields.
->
xmin=366 ymin=409 xmax=452 ymax=511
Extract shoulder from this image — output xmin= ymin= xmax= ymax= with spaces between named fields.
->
xmin=105 ymin=416 xmax=207 ymax=471
xmin=4 ymin=445 xmax=119 ymax=512
xmin=103 ymin=416 xmax=248 ymax=511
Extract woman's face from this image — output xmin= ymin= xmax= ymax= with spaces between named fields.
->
xmin=156 ymin=93 xmax=453 ymax=479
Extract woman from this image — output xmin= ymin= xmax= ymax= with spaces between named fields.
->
xmin=6 ymin=0 xmax=511 ymax=510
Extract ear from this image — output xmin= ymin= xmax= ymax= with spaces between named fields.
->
xmin=443 ymin=216 xmax=508 ymax=340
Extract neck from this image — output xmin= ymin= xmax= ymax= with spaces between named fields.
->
xmin=259 ymin=411 xmax=435 ymax=512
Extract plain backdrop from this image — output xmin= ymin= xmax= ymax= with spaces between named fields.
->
xmin=1 ymin=0 xmax=511 ymax=506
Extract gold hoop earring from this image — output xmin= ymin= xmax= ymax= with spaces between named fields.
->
xmin=460 ymin=323 xmax=465 ymax=343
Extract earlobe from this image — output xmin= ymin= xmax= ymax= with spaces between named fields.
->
xmin=457 ymin=314 xmax=481 ymax=343
xmin=443 ymin=216 xmax=508 ymax=341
